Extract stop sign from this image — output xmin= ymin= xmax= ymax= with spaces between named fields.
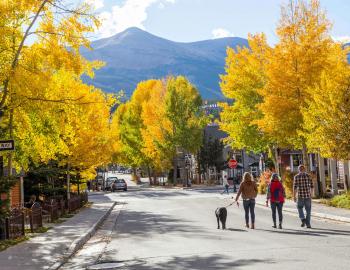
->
xmin=228 ymin=159 xmax=238 ymax=169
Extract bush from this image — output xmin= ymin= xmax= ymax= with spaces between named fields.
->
xmin=258 ymin=171 xmax=271 ymax=195
xmin=328 ymin=192 xmax=350 ymax=209
xmin=282 ymin=170 xmax=295 ymax=199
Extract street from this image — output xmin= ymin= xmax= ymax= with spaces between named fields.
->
xmin=61 ymin=185 xmax=350 ymax=270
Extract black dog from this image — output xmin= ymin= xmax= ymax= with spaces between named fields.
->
xmin=215 ymin=207 xmax=227 ymax=230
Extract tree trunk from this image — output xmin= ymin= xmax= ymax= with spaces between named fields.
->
xmin=196 ymin=152 xmax=201 ymax=184
xmin=268 ymin=145 xmax=280 ymax=175
xmin=67 ymin=164 xmax=71 ymax=200
xmin=173 ymin=156 xmax=177 ymax=186
xmin=7 ymin=109 xmax=14 ymax=176
xmin=147 ymin=166 xmax=152 ymax=185
xmin=153 ymin=170 xmax=157 ymax=186
xmin=302 ymin=142 xmax=310 ymax=172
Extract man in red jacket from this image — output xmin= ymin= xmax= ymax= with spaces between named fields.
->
xmin=266 ymin=173 xmax=286 ymax=229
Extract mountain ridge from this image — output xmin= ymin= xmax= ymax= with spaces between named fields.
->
xmin=81 ymin=27 xmax=249 ymax=99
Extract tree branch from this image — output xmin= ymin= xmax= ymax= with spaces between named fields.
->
xmin=0 ymin=0 xmax=50 ymax=109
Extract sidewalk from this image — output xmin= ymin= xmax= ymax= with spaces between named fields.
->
xmin=0 ymin=196 xmax=116 ymax=270
xmin=255 ymin=194 xmax=350 ymax=223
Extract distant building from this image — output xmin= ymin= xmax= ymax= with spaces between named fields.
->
xmin=203 ymin=124 xmax=260 ymax=183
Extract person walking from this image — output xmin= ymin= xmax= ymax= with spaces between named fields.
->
xmin=221 ymin=175 xmax=229 ymax=194
xmin=234 ymin=172 xmax=258 ymax=229
xmin=293 ymin=164 xmax=314 ymax=228
xmin=266 ymin=173 xmax=286 ymax=229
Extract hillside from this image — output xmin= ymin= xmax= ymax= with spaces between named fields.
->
xmin=81 ymin=27 xmax=249 ymax=99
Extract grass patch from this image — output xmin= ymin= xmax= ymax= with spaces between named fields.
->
xmin=61 ymin=213 xmax=74 ymax=218
xmin=0 ymin=236 xmax=29 ymax=252
xmin=329 ymin=192 xmax=350 ymax=209
xmin=320 ymin=192 xmax=350 ymax=209
xmin=25 ymin=227 xmax=51 ymax=234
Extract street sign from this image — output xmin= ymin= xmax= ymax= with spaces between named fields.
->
xmin=228 ymin=159 xmax=238 ymax=169
xmin=0 ymin=140 xmax=15 ymax=151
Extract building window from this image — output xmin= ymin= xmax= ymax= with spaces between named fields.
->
xmin=292 ymin=154 xmax=302 ymax=169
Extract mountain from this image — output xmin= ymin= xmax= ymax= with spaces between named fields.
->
xmin=81 ymin=27 xmax=249 ymax=99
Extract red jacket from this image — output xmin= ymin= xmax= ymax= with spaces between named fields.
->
xmin=267 ymin=180 xmax=285 ymax=203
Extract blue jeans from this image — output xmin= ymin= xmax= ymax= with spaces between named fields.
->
xmin=297 ymin=198 xmax=312 ymax=226
xmin=243 ymin=199 xmax=255 ymax=224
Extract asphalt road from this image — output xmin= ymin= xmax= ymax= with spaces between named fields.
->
xmin=62 ymin=188 xmax=350 ymax=270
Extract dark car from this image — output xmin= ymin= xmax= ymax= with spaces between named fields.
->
xmin=111 ymin=178 xmax=127 ymax=192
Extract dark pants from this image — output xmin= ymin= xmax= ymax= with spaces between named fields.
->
xmin=271 ymin=202 xmax=283 ymax=224
xmin=297 ymin=198 xmax=312 ymax=226
xmin=243 ymin=199 xmax=255 ymax=224
xmin=223 ymin=184 xmax=229 ymax=194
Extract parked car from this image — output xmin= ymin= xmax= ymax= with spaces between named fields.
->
xmin=111 ymin=178 xmax=127 ymax=192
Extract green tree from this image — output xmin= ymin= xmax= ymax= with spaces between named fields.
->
xmin=164 ymin=76 xmax=207 ymax=184
xmin=198 ymin=137 xmax=224 ymax=179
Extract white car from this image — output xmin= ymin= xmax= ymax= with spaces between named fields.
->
xmin=109 ymin=178 xmax=127 ymax=192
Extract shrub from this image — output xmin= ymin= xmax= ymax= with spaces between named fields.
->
xmin=258 ymin=171 xmax=272 ymax=194
xmin=282 ymin=170 xmax=295 ymax=199
xmin=328 ymin=192 xmax=350 ymax=209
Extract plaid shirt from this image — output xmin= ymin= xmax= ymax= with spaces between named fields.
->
xmin=293 ymin=172 xmax=314 ymax=198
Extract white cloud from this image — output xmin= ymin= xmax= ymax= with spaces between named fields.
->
xmin=332 ymin=36 xmax=350 ymax=44
xmin=97 ymin=0 xmax=176 ymax=38
xmin=85 ymin=0 xmax=104 ymax=10
xmin=212 ymin=28 xmax=234 ymax=39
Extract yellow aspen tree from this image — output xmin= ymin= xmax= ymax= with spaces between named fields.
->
xmin=219 ymin=34 xmax=272 ymax=154
xmin=257 ymin=0 xmax=335 ymax=168
xmin=303 ymin=45 xmax=350 ymax=160
xmin=141 ymin=80 xmax=172 ymax=172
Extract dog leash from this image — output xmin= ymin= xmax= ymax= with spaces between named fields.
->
xmin=224 ymin=202 xmax=239 ymax=208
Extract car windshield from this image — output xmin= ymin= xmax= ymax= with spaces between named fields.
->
xmin=116 ymin=179 xmax=125 ymax=183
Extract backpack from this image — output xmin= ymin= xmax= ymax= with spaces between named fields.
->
xmin=270 ymin=180 xmax=285 ymax=203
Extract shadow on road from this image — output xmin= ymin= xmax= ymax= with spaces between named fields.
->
xmin=113 ymin=190 xmax=192 ymax=199
xmin=257 ymin=227 xmax=350 ymax=237
xmin=114 ymin=209 xmax=210 ymax=238
xmin=112 ymin=255 xmax=275 ymax=270
xmin=226 ymin=228 xmax=248 ymax=232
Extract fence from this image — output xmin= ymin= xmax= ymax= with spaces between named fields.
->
xmin=57 ymin=198 xmax=66 ymax=217
xmin=80 ymin=192 xmax=88 ymax=207
xmin=29 ymin=202 xmax=43 ymax=232
xmin=68 ymin=196 xmax=81 ymax=213
xmin=0 ymin=192 xmax=88 ymax=240
xmin=5 ymin=208 xmax=25 ymax=240
xmin=42 ymin=199 xmax=59 ymax=222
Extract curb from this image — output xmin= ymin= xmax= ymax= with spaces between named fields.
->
xmin=255 ymin=201 xmax=350 ymax=224
xmin=49 ymin=202 xmax=117 ymax=270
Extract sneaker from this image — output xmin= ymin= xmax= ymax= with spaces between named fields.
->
xmin=306 ymin=225 xmax=312 ymax=229
xmin=251 ymin=223 xmax=255 ymax=229
xmin=301 ymin=219 xmax=306 ymax=227
xmin=272 ymin=223 xmax=277 ymax=228
xmin=245 ymin=223 xmax=249 ymax=228
xmin=278 ymin=224 xmax=282 ymax=229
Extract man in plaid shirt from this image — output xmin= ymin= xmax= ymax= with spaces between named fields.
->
xmin=293 ymin=164 xmax=314 ymax=228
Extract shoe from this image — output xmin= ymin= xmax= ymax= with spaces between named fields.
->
xmin=306 ymin=225 xmax=312 ymax=229
xmin=301 ymin=219 xmax=306 ymax=227
xmin=272 ymin=222 xmax=277 ymax=228
xmin=251 ymin=223 xmax=255 ymax=229
xmin=245 ymin=223 xmax=249 ymax=228
xmin=278 ymin=224 xmax=282 ymax=229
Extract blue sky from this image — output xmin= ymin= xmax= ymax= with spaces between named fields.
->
xmin=85 ymin=0 xmax=350 ymax=43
